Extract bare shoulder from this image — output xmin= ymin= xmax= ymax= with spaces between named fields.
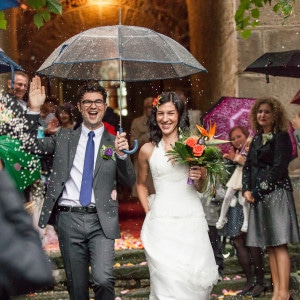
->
xmin=139 ymin=142 xmax=155 ymax=160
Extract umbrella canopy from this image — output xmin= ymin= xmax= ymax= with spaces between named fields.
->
xmin=0 ymin=49 xmax=24 ymax=74
xmin=202 ymin=96 xmax=297 ymax=158
xmin=36 ymin=25 xmax=207 ymax=81
xmin=36 ymin=25 xmax=207 ymax=154
xmin=0 ymin=0 xmax=19 ymax=10
xmin=0 ymin=49 xmax=24 ymax=89
xmin=202 ymin=97 xmax=255 ymax=153
xmin=244 ymin=49 xmax=300 ymax=82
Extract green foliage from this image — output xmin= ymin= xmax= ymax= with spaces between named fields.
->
xmin=235 ymin=0 xmax=295 ymax=39
xmin=0 ymin=0 xmax=62 ymax=30
xmin=0 ymin=11 xmax=7 ymax=30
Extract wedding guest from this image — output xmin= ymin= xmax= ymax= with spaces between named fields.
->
xmin=243 ymin=97 xmax=300 ymax=300
xmin=222 ymin=126 xmax=265 ymax=297
xmin=137 ymin=91 xmax=218 ymax=299
xmin=55 ymin=103 xmax=76 ymax=129
xmin=216 ymin=136 xmax=252 ymax=232
xmin=292 ymin=111 xmax=300 ymax=147
xmin=7 ymin=71 xmax=29 ymax=111
xmin=0 ymin=160 xmax=53 ymax=299
xmin=130 ymin=96 xmax=155 ymax=197
xmin=4 ymin=72 xmax=41 ymax=202
xmin=27 ymin=78 xmax=136 ymax=300
xmin=199 ymin=183 xmax=226 ymax=280
xmin=175 ymin=88 xmax=202 ymax=130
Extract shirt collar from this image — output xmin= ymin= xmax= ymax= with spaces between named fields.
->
xmin=81 ymin=123 xmax=104 ymax=137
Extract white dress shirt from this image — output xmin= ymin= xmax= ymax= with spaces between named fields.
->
xmin=59 ymin=124 xmax=104 ymax=207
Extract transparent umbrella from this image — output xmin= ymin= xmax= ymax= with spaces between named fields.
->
xmin=36 ymin=25 xmax=207 ymax=153
xmin=0 ymin=48 xmax=24 ymax=88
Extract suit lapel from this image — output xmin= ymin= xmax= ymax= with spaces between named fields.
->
xmin=68 ymin=127 xmax=81 ymax=171
xmin=94 ymin=130 xmax=114 ymax=179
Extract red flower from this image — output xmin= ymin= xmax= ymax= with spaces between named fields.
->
xmin=152 ymin=97 xmax=159 ymax=107
xmin=193 ymin=144 xmax=205 ymax=157
xmin=185 ymin=137 xmax=197 ymax=147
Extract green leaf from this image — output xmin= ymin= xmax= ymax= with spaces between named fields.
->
xmin=251 ymin=19 xmax=260 ymax=27
xmin=240 ymin=0 xmax=250 ymax=10
xmin=41 ymin=10 xmax=51 ymax=22
xmin=0 ymin=11 xmax=7 ymax=29
xmin=33 ymin=12 xmax=44 ymax=30
xmin=282 ymin=4 xmax=293 ymax=16
xmin=0 ymin=19 xmax=7 ymax=30
xmin=241 ymin=29 xmax=252 ymax=39
xmin=251 ymin=8 xmax=260 ymax=18
xmin=273 ymin=3 xmax=280 ymax=12
xmin=46 ymin=0 xmax=62 ymax=14
xmin=27 ymin=0 xmax=46 ymax=10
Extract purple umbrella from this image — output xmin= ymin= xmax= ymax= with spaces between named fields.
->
xmin=202 ymin=96 xmax=297 ymax=158
xmin=202 ymin=97 xmax=255 ymax=153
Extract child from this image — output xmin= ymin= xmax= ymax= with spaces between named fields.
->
xmin=216 ymin=136 xmax=252 ymax=232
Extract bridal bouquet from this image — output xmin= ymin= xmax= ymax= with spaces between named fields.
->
xmin=167 ymin=121 xmax=229 ymax=200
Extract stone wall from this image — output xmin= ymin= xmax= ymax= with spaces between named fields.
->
xmin=236 ymin=1 xmax=300 ymax=222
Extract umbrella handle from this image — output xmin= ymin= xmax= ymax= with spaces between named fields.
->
xmin=118 ymin=128 xmax=138 ymax=155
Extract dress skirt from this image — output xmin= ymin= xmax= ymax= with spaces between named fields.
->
xmin=222 ymin=202 xmax=244 ymax=238
xmin=246 ymin=188 xmax=300 ymax=248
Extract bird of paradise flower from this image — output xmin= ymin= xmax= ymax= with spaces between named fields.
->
xmin=167 ymin=121 xmax=230 ymax=201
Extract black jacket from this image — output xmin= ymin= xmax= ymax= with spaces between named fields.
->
xmin=242 ymin=131 xmax=293 ymax=202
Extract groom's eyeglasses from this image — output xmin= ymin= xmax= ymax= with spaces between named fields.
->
xmin=81 ymin=99 xmax=105 ymax=107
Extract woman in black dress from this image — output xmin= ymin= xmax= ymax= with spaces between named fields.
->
xmin=243 ymin=97 xmax=300 ymax=300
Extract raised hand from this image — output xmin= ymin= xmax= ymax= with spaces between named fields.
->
xmin=28 ymin=76 xmax=46 ymax=112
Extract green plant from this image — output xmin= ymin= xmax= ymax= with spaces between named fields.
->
xmin=0 ymin=0 xmax=62 ymax=30
xmin=235 ymin=0 xmax=296 ymax=39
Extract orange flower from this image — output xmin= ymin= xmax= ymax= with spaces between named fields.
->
xmin=193 ymin=144 xmax=205 ymax=156
xmin=185 ymin=137 xmax=197 ymax=147
xmin=152 ymin=97 xmax=159 ymax=107
xmin=196 ymin=120 xmax=216 ymax=140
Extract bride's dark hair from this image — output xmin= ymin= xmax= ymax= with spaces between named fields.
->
xmin=149 ymin=91 xmax=190 ymax=146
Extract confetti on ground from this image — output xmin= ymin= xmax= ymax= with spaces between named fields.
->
xmin=115 ymin=231 xmax=144 ymax=250
xmin=44 ymin=228 xmax=144 ymax=252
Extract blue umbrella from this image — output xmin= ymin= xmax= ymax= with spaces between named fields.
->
xmin=0 ymin=49 xmax=24 ymax=88
xmin=0 ymin=0 xmax=19 ymax=10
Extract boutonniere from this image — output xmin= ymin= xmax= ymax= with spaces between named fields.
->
xmin=262 ymin=132 xmax=273 ymax=145
xmin=100 ymin=145 xmax=116 ymax=161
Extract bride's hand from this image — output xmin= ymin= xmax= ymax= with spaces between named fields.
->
xmin=188 ymin=166 xmax=207 ymax=182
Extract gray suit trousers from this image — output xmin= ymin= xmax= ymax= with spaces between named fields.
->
xmin=56 ymin=211 xmax=115 ymax=300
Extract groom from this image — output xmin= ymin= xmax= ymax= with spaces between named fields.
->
xmin=28 ymin=77 xmax=136 ymax=300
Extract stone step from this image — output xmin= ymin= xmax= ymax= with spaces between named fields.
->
xmin=15 ymin=245 xmax=300 ymax=299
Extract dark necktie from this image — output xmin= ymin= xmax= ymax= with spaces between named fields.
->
xmin=79 ymin=131 xmax=95 ymax=206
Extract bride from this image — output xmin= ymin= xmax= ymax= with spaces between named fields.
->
xmin=136 ymin=92 xmax=219 ymax=299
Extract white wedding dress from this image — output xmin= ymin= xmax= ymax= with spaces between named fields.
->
xmin=141 ymin=142 xmax=219 ymax=300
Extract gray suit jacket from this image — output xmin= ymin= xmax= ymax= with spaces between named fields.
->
xmin=35 ymin=126 xmax=135 ymax=239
